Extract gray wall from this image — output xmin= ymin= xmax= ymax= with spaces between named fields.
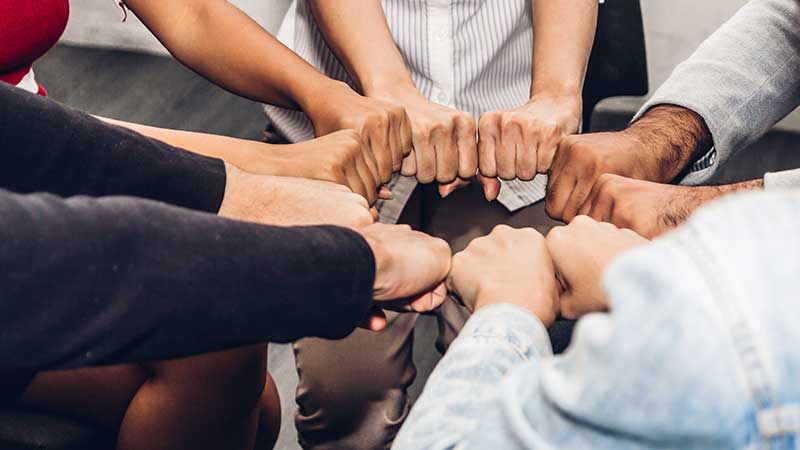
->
xmin=62 ymin=0 xmax=800 ymax=130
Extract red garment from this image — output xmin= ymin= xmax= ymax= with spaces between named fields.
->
xmin=0 ymin=0 xmax=70 ymax=95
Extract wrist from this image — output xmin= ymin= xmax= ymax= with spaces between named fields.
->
xmin=295 ymin=79 xmax=356 ymax=123
xmin=625 ymin=105 xmax=713 ymax=183
xmin=474 ymin=290 xmax=557 ymax=327
xmin=362 ymin=75 xmax=420 ymax=101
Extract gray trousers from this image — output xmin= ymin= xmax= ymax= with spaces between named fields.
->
xmin=292 ymin=182 xmax=571 ymax=450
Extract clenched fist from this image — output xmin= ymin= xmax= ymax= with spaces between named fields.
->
xmin=305 ymin=81 xmax=412 ymax=184
xmin=447 ymin=225 xmax=560 ymax=326
xmin=478 ymin=95 xmax=581 ymax=200
xmin=546 ymin=216 xmax=648 ymax=319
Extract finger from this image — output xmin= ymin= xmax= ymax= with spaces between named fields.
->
xmin=587 ymin=187 xmax=614 ymax=223
xmin=360 ymin=306 xmax=388 ymax=331
xmin=369 ymin=129 xmax=393 ymax=183
xmin=546 ymin=170 xmax=575 ymax=221
xmin=360 ymin=136 xmax=380 ymax=183
xmin=379 ymin=186 xmax=393 ymax=200
xmin=343 ymin=162 xmax=369 ymax=201
xmin=354 ymin=151 xmax=379 ymax=204
xmin=434 ymin=127 xmax=458 ymax=184
xmin=558 ymin=293 xmax=579 ymax=321
xmin=410 ymin=282 xmax=448 ymax=312
xmin=477 ymin=173 xmax=502 ymax=202
xmin=370 ymin=206 xmax=380 ymax=221
xmin=562 ymin=179 xmax=594 ymax=223
xmin=497 ymin=120 xmax=521 ymax=180
xmin=415 ymin=132 xmax=437 ymax=184
xmin=537 ymin=139 xmax=558 ymax=174
xmin=455 ymin=115 xmax=478 ymax=179
xmin=388 ymin=117 xmax=403 ymax=172
xmin=578 ymin=180 xmax=603 ymax=217
xmin=401 ymin=150 xmax=417 ymax=177
xmin=516 ymin=135 xmax=538 ymax=181
xmin=478 ymin=117 xmax=498 ymax=178
xmin=439 ymin=178 xmax=471 ymax=198
xmin=330 ymin=166 xmax=351 ymax=189
xmin=400 ymin=111 xmax=414 ymax=157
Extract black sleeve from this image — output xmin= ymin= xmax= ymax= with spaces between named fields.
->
xmin=0 ymin=82 xmax=226 ymax=213
xmin=0 ymin=189 xmax=375 ymax=371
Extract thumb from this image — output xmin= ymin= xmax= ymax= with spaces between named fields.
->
xmin=360 ymin=306 xmax=388 ymax=331
xmin=439 ymin=178 xmax=471 ymax=198
xmin=477 ymin=174 xmax=502 ymax=201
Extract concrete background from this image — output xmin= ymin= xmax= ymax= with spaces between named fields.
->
xmin=64 ymin=0 xmax=800 ymax=130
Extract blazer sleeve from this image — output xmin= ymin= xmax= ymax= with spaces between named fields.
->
xmin=634 ymin=0 xmax=800 ymax=182
xmin=0 ymin=82 xmax=226 ymax=213
xmin=0 ymin=189 xmax=375 ymax=371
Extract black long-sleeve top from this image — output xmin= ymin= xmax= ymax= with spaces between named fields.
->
xmin=0 ymin=83 xmax=375 ymax=371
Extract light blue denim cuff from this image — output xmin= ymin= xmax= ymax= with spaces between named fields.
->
xmin=461 ymin=304 xmax=553 ymax=359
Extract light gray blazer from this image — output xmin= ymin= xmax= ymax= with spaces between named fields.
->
xmin=636 ymin=0 xmax=800 ymax=189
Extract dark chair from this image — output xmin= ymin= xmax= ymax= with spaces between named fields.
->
xmin=0 ymin=2 xmax=649 ymax=448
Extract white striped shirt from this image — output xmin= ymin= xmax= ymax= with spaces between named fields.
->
xmin=264 ymin=0 xmax=552 ymax=222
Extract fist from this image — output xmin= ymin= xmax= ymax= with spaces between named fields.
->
xmin=307 ymin=82 xmax=412 ymax=184
xmin=447 ymin=225 xmax=560 ymax=326
xmin=219 ymin=165 xmax=375 ymax=230
xmin=478 ymin=95 xmax=581 ymax=189
xmin=546 ymin=130 xmax=660 ymax=222
xmin=546 ymin=216 xmax=648 ymax=319
xmin=251 ymin=130 xmax=382 ymax=204
xmin=578 ymin=174 xmax=713 ymax=239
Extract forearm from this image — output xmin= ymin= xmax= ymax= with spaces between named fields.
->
xmin=122 ymin=0 xmax=341 ymax=111
xmin=393 ymin=304 xmax=552 ymax=450
xmin=625 ymin=105 xmax=714 ymax=182
xmin=635 ymin=0 xmax=800 ymax=170
xmin=308 ymin=0 xmax=416 ymax=98
xmin=97 ymin=116 xmax=269 ymax=173
xmin=0 ymin=83 xmax=225 ymax=212
xmin=530 ymin=0 xmax=598 ymax=99
xmin=0 ymin=190 xmax=375 ymax=370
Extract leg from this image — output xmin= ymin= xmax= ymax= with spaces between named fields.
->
xmin=422 ymin=182 xmax=575 ymax=353
xmin=292 ymin=188 xmax=426 ymax=450
xmin=18 ymin=345 xmax=280 ymax=450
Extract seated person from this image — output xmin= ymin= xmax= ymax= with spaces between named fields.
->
xmin=395 ymin=190 xmax=800 ymax=449
xmin=0 ymin=83 xmax=452 ymax=450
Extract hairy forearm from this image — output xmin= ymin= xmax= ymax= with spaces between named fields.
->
xmin=625 ymin=105 xmax=715 ymax=182
xmin=309 ymin=0 xmax=416 ymax=97
xmin=530 ymin=0 xmax=598 ymax=99
xmin=122 ymin=0 xmax=337 ymax=111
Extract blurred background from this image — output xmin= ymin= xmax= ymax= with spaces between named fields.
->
xmin=20 ymin=2 xmax=798 ymax=450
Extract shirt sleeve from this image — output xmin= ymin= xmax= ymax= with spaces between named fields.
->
xmin=633 ymin=0 xmax=800 ymax=181
xmin=764 ymin=168 xmax=800 ymax=190
xmin=0 ymin=189 xmax=375 ymax=371
xmin=0 ymin=82 xmax=226 ymax=213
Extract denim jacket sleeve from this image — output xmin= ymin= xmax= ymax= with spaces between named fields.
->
xmin=633 ymin=0 xmax=800 ymax=186
xmin=394 ymin=191 xmax=800 ymax=450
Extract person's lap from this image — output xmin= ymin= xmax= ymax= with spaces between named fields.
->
xmin=293 ymin=180 xmax=575 ymax=450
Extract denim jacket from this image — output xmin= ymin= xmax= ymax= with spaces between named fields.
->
xmin=393 ymin=191 xmax=800 ymax=450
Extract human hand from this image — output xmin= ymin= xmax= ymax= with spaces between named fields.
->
xmin=546 ymin=216 xmax=648 ymax=319
xmin=219 ymin=164 xmax=376 ymax=229
xmin=575 ymin=174 xmax=758 ymax=239
xmin=359 ymin=223 xmax=452 ymax=330
xmin=447 ymin=225 xmax=560 ymax=327
xmin=374 ymin=89 xmax=477 ymax=196
xmin=545 ymin=105 xmax=713 ymax=222
xmin=243 ymin=130 xmax=383 ymax=205
xmin=304 ymin=81 xmax=412 ymax=184
xmin=477 ymin=95 xmax=582 ymax=201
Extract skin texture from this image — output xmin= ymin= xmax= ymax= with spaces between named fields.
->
xmin=546 ymin=105 xmax=714 ymax=222
xmin=218 ymin=164 xmax=376 ymax=230
xmin=546 ymin=216 xmax=648 ymax=319
xmin=477 ymin=0 xmax=598 ymax=200
xmin=577 ymin=174 xmax=765 ymax=239
xmin=100 ymin=118 xmax=384 ymax=205
xmin=447 ymin=225 xmax=560 ymax=327
xmin=121 ymin=0 xmax=408 ymax=185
